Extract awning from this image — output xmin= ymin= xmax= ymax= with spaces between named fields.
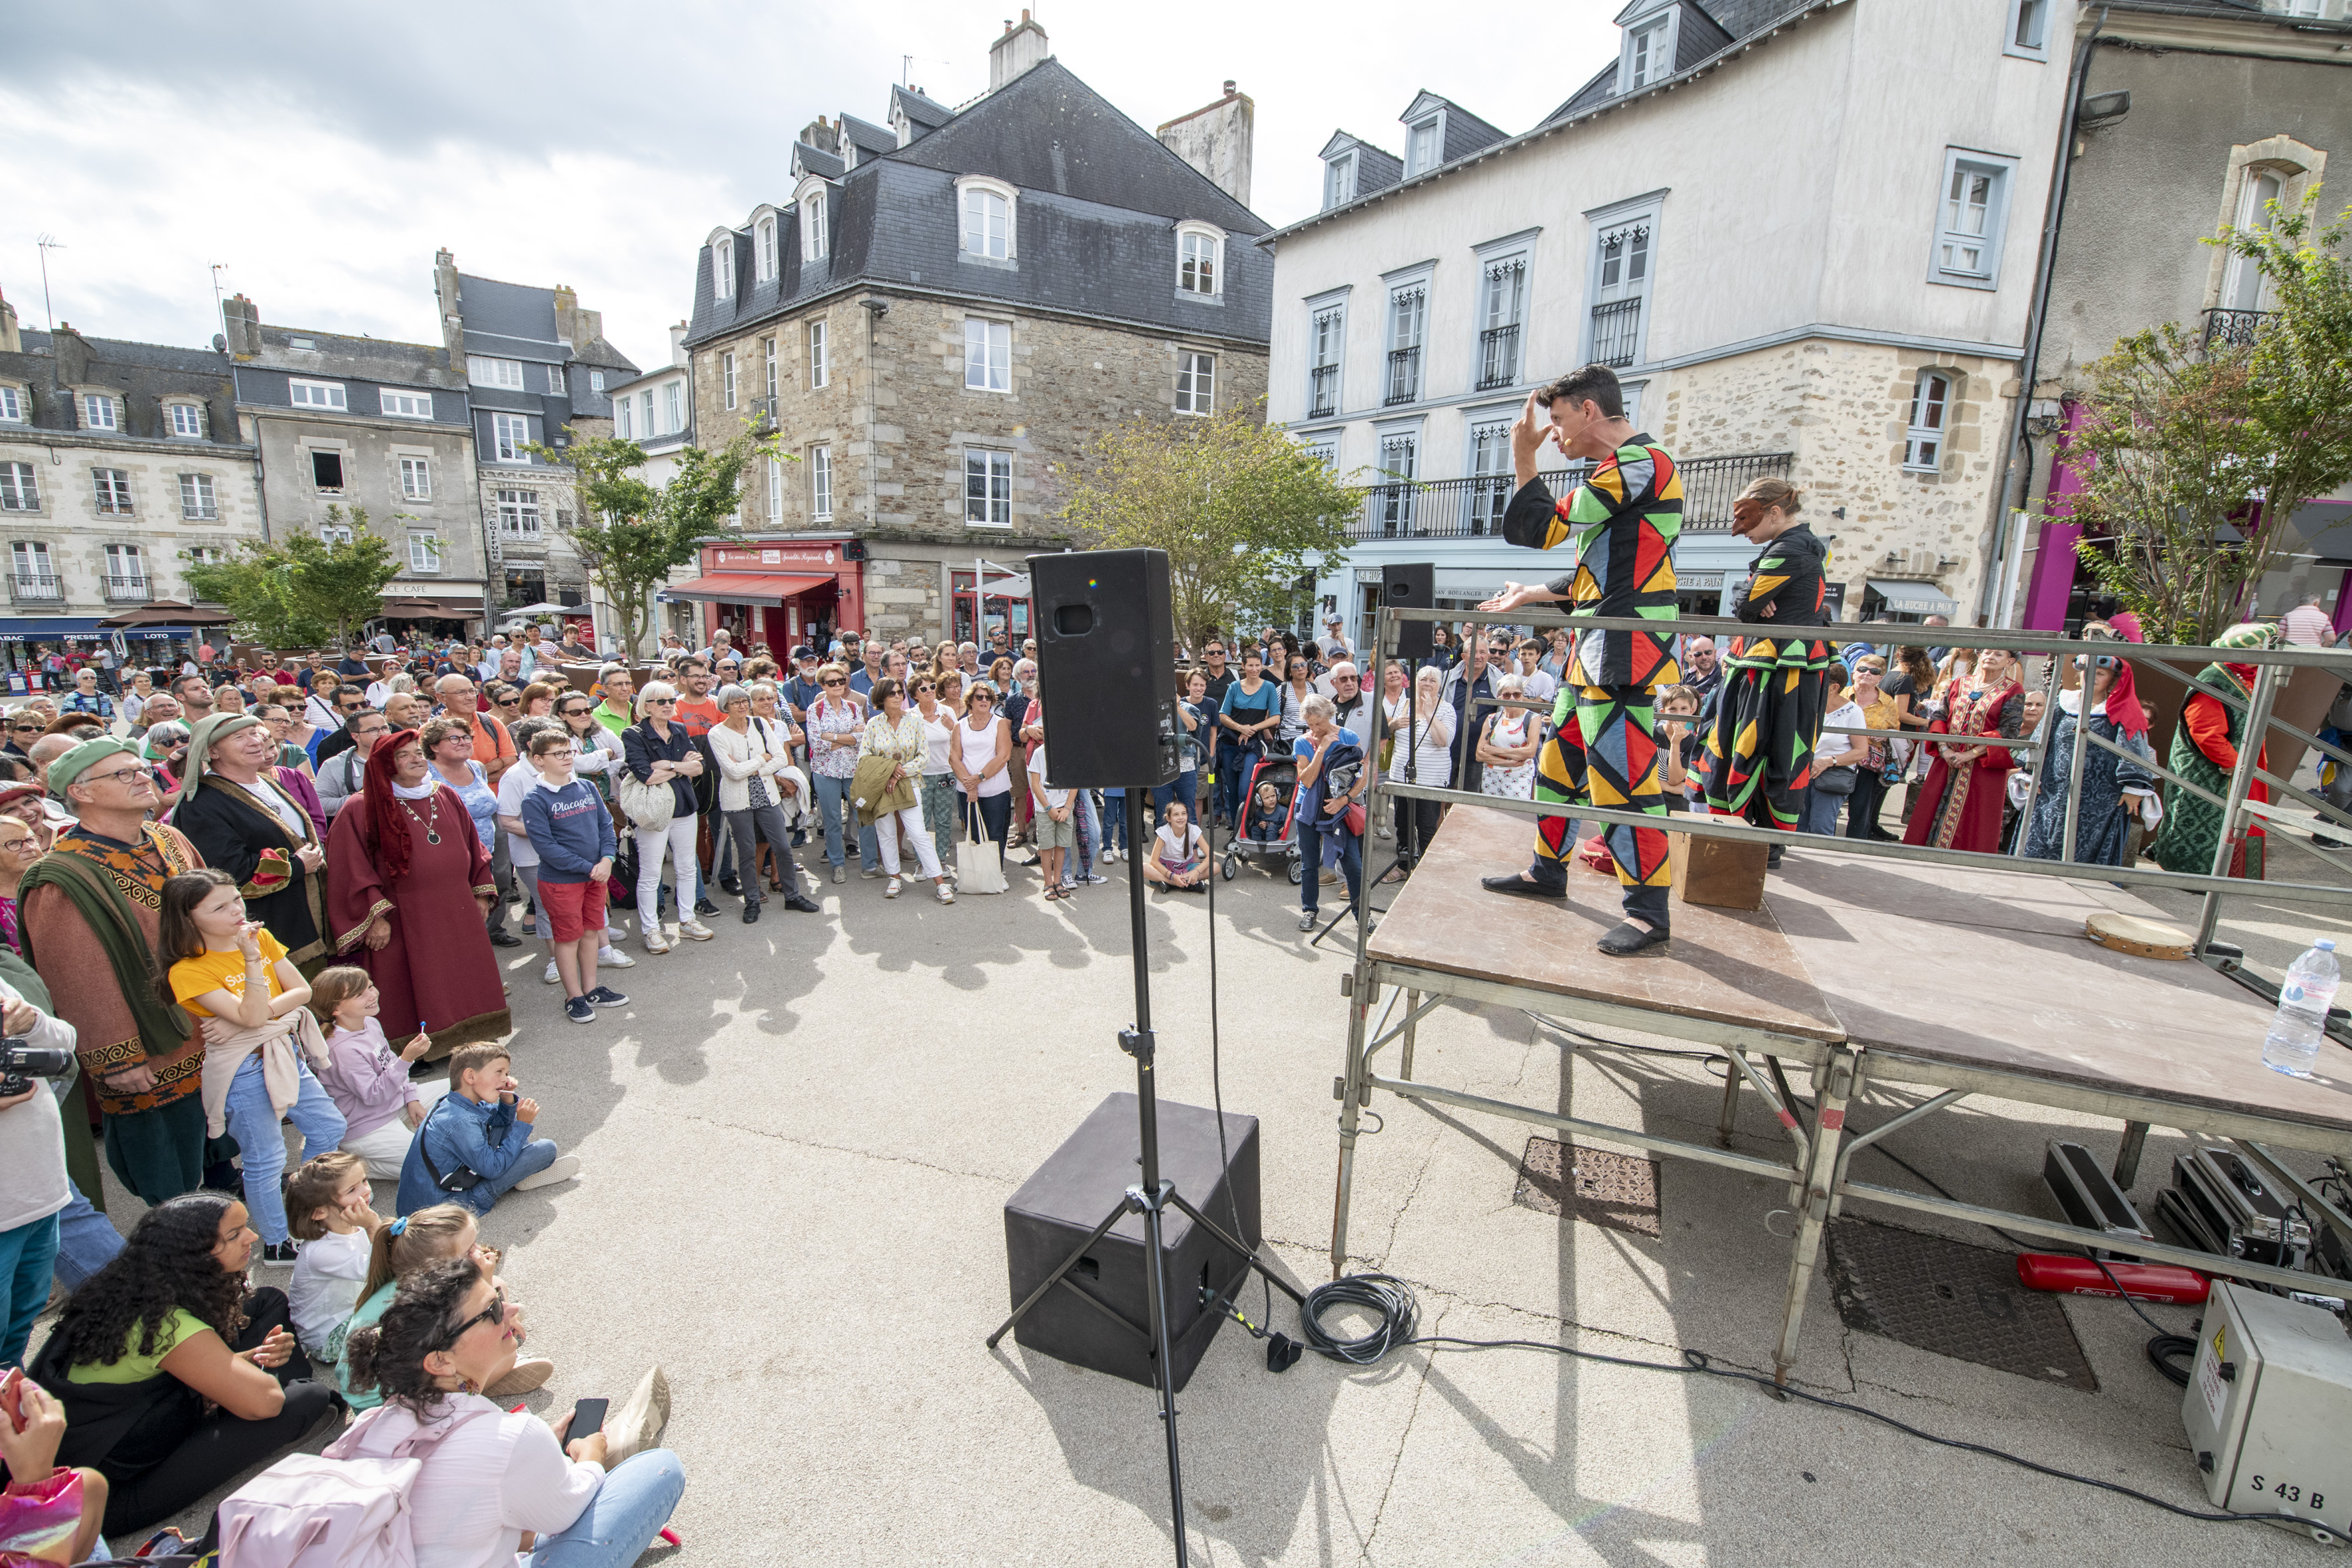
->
xmin=663 ymin=573 xmax=831 ymax=607
xmin=1866 ymin=579 xmax=1960 ymax=616
xmin=0 ymin=617 xmax=105 ymax=640
xmin=98 ymin=599 xmax=235 ymax=629
xmin=378 ymin=599 xmax=466 ymax=620
xmin=977 ymin=573 xmax=1030 ymax=599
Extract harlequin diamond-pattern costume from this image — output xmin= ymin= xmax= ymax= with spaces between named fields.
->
xmin=1704 ymin=523 xmax=1833 ymax=830
xmin=1500 ymin=435 xmax=1681 ymax=931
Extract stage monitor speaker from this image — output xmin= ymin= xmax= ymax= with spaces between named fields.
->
xmin=1384 ymin=562 xmax=1435 ymax=661
xmin=1029 ymin=548 xmax=1178 ymax=788
xmin=1002 ymin=1093 xmax=1260 ymax=1393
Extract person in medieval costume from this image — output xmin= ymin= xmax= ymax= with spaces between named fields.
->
xmin=1902 ymin=648 xmax=2027 ymax=854
xmin=2154 ymin=621 xmax=2278 ymax=880
xmin=2021 ymin=651 xmax=2159 ymax=867
xmin=1477 ymin=364 xmax=1681 ymax=957
xmin=1703 ymin=478 xmax=1834 ymax=860
xmin=167 ymin=712 xmax=331 ymax=967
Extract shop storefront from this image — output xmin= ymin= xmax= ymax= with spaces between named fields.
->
xmin=952 ymin=569 xmax=1032 ymax=647
xmin=665 ymin=538 xmax=865 ymax=656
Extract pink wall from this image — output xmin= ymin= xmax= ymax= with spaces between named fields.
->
xmin=2021 ymin=401 xmax=2088 ymax=631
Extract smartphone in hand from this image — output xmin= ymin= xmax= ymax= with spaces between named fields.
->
xmin=569 ymin=1397 xmax=609 ymax=1437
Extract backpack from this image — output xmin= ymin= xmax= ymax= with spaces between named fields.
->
xmin=216 ymin=1405 xmax=488 ymax=1567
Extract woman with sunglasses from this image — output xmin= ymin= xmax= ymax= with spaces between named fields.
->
xmin=951 ymin=679 xmax=1015 ymax=864
xmin=857 ymin=678 xmax=952 ymax=902
xmin=710 ymin=684 xmax=821 ymax=921
xmin=1 ymin=711 xmax=45 ymax=761
xmin=621 ymin=683 xmax=713 ymax=951
xmin=337 ymin=1258 xmax=682 ymax=1567
xmin=805 ymin=664 xmax=878 ymax=884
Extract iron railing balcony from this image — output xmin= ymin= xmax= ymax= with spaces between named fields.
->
xmin=11 ymin=574 xmax=62 ymax=603
xmin=2201 ymin=308 xmax=2270 ymax=351
xmin=1348 ymin=451 xmax=1795 ymax=541
xmin=1476 ymin=325 xmax=1520 ymax=390
xmin=103 ymin=575 xmax=149 ymax=601
xmin=1591 ymin=297 xmax=1642 ymax=369
xmin=1307 ymin=364 xmax=1338 ymax=419
xmin=1385 ymin=347 xmax=1421 ymax=406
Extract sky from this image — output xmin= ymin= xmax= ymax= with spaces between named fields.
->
xmin=6 ymin=2 xmax=1621 ymax=373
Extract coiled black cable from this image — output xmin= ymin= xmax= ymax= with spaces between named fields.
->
xmin=1301 ymin=1275 xmax=1419 ymax=1364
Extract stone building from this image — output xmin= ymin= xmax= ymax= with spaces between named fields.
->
xmin=1263 ymin=0 xmax=2077 ymax=641
xmin=676 ymin=14 xmax=1269 ymax=649
xmin=0 ymin=289 xmax=263 ymax=670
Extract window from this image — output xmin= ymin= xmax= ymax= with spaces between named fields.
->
xmin=1375 ymin=432 xmax=1419 ymax=534
xmin=317 ymin=521 xmax=354 ymax=546
xmin=1323 ymin=154 xmax=1356 ymax=210
xmin=186 ymin=546 xmax=225 ymax=566
xmin=497 ymin=489 xmax=544 ymax=538
xmin=767 ymin=457 xmax=784 ymax=524
xmin=1622 ymin=13 xmax=1674 ymax=92
xmin=1405 ymin=117 xmax=1441 ymax=178
xmin=1468 ymin=420 xmax=1512 ymax=534
xmin=92 ymin=469 xmax=133 ymax=514
xmin=1175 ymin=352 xmax=1215 ymax=416
xmin=809 ymin=321 xmax=829 ymax=389
xmin=399 ymin=455 xmax=431 ymax=500
xmin=547 ymin=364 xmax=568 ymax=396
xmin=712 ymin=236 xmax=736 ymax=297
xmin=1385 ymin=287 xmax=1425 ymax=405
xmin=811 ymin=445 xmax=833 ymax=520
xmin=1308 ymin=305 xmax=1344 ymax=418
xmin=493 ymin=414 xmax=531 ymax=462
xmin=0 ymin=465 xmax=36 ymax=512
xmin=12 ymin=542 xmax=56 ymax=596
xmin=1591 ymin=218 xmax=1652 ymax=368
xmin=465 ymin=356 xmax=524 ymax=389
xmin=1478 ymin=258 xmax=1526 ymax=389
xmin=2223 ymin=169 xmax=2286 ymax=312
xmin=662 ymin=383 xmax=680 ymax=434
xmin=965 ymin=319 xmax=1011 ymax=393
xmin=379 ymin=388 xmax=433 ymax=419
xmin=965 ymin=450 xmax=1012 ymax=527
xmin=763 ymin=336 xmax=778 ymax=401
xmin=311 ymin=450 xmax=345 ymax=491
xmin=0 ymin=388 xmax=21 ymax=422
xmin=616 ymin=397 xmax=633 ymax=439
xmin=589 ymin=370 xmax=605 ymax=394
xmin=722 ymin=352 xmax=738 ymax=410
xmin=803 ymin=191 xmax=828 ymax=262
xmin=1178 ymin=228 xmax=1221 ymax=295
xmin=179 ymin=473 xmax=217 ymax=520
xmin=82 ymin=393 xmax=118 ymax=430
xmin=169 ymin=402 xmax=204 ymax=437
xmin=408 ymin=534 xmax=443 ymax=573
xmin=287 ymin=378 xmax=347 ymax=410
xmin=1931 ymin=151 xmax=2015 ymax=289
xmin=961 ymin=184 xmax=1012 ymax=260
xmin=104 ymin=544 xmax=145 ymax=596
xmin=2006 ymin=0 xmax=2050 ymax=56
xmin=1904 ymin=370 xmax=1953 ymax=471
xmin=757 ymin=216 xmax=777 ymax=281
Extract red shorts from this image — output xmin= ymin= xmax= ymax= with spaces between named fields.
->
xmin=537 ymin=878 xmax=608 ymax=943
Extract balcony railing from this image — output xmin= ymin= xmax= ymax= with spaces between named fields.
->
xmin=2201 ymin=307 xmax=2270 ymax=351
xmin=1476 ymin=324 xmax=1520 ymax=390
xmin=1307 ymin=364 xmax=1338 ymax=419
xmin=1385 ymin=347 xmax=1421 ymax=406
xmin=1591 ymin=297 xmax=1642 ymax=368
xmin=1348 ymin=451 xmax=1796 ymax=541
xmin=104 ymin=574 xmax=149 ymax=601
xmin=11 ymin=574 xmax=61 ymax=603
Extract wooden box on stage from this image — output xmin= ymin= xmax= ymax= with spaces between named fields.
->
xmin=1668 ymin=830 xmax=1768 ymax=911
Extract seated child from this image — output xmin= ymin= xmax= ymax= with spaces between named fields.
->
xmin=1243 ymin=780 xmax=1288 ymax=842
xmin=327 ymin=1204 xmax=550 ymax=1408
xmin=309 ymin=966 xmax=449 ymax=1180
xmin=1143 ymin=800 xmax=1210 ymax=892
xmin=1655 ymin=684 xmax=1703 ymax=815
xmin=394 ymin=1043 xmax=579 ymax=1218
xmin=285 ymin=1152 xmax=384 ymax=1361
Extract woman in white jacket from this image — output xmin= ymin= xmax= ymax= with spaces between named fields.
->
xmin=337 ymin=1259 xmax=679 ymax=1568
xmin=708 ymin=684 xmax=820 ymax=923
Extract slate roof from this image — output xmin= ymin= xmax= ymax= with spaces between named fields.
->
xmin=449 ymin=272 xmax=638 ymax=418
xmin=250 ymin=326 xmax=455 ymax=388
xmin=1318 ymin=131 xmax=1405 ymax=201
xmin=793 ymin=143 xmax=845 ymax=181
xmin=233 ymin=364 xmax=470 ymax=426
xmin=840 ymin=114 xmax=898 ymax=162
xmin=2 ymin=328 xmax=250 ymax=445
xmin=893 ymin=86 xmax=954 ymax=135
xmin=1401 ymin=94 xmax=1512 ymax=165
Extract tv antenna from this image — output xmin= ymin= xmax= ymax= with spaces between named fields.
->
xmin=210 ymin=263 xmax=228 ymax=325
xmin=35 ymin=236 xmax=64 ymax=332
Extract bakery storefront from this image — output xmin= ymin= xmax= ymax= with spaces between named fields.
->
xmin=664 ymin=538 xmax=864 ymax=655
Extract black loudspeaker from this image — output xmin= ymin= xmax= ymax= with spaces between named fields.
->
xmin=1028 ymin=548 xmax=1178 ymax=788
xmin=1385 ymin=561 xmax=1435 ymax=661
xmin=1002 ymin=1093 xmax=1260 ymax=1393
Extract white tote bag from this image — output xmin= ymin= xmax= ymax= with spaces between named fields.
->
xmin=956 ymin=810 xmax=1007 ymax=894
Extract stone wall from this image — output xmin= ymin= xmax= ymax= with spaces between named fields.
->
xmin=0 ymin=431 xmax=265 ymax=609
xmin=251 ymin=413 xmax=485 ymax=597
xmin=860 ymin=555 xmax=945 ymax=639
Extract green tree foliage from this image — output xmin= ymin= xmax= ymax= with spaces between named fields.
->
xmin=182 ymin=505 xmax=403 ymax=650
xmin=2069 ymin=190 xmax=2352 ymax=643
xmin=1058 ymin=401 xmax=1360 ymax=652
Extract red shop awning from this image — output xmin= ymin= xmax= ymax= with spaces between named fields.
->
xmin=665 ymin=573 xmax=832 ymax=608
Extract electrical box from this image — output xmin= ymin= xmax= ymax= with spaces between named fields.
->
xmin=2183 ymin=1282 xmax=2352 ymax=1542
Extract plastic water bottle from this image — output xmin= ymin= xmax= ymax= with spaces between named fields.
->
xmin=2263 ymin=939 xmax=2340 ymax=1079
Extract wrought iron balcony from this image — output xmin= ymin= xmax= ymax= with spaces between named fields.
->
xmin=1306 ymin=364 xmax=1338 ymax=419
xmin=1476 ymin=325 xmax=1520 ymax=390
xmin=11 ymin=574 xmax=61 ymax=603
xmin=1591 ymin=298 xmax=1642 ymax=369
xmin=104 ymin=575 xmax=149 ymax=601
xmin=1347 ymin=451 xmax=1795 ymax=542
xmin=2200 ymin=308 xmax=2270 ymax=351
xmin=1385 ymin=347 xmax=1421 ymax=406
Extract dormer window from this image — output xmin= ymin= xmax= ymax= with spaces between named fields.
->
xmin=957 ymin=177 xmax=1018 ymax=264
xmin=803 ymin=190 xmax=828 ymax=262
xmin=1618 ymin=3 xmax=1679 ymax=93
xmin=1176 ymin=223 xmax=1224 ymax=297
xmin=1404 ymin=116 xmax=1442 ymax=177
xmin=1323 ymin=153 xmax=1357 ymax=210
xmin=757 ymin=217 xmax=777 ymax=281
xmin=711 ymin=234 xmax=736 ymax=298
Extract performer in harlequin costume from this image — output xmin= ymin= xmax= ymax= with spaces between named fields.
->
xmin=1704 ymin=479 xmax=1833 ymax=852
xmin=2153 ymin=620 xmax=2278 ymax=880
xmin=1478 ymin=365 xmax=1680 ymax=957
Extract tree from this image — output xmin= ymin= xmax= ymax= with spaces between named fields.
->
xmin=182 ymin=505 xmax=403 ymax=650
xmin=2067 ymin=189 xmax=2352 ymax=643
xmin=1057 ymin=401 xmax=1361 ymax=652
xmin=526 ymin=429 xmax=777 ymax=659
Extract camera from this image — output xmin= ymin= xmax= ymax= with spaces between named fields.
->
xmin=1 ymin=1036 xmax=75 ymax=1097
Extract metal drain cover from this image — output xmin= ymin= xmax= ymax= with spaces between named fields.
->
xmin=1826 ymin=1218 xmax=2096 ymax=1390
xmin=1513 ymin=1138 xmax=1662 ymax=1237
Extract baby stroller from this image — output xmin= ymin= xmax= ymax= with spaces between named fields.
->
xmin=1223 ymin=751 xmax=1304 ymax=884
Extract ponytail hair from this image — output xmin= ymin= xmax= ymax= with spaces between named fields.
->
xmin=307 ymin=965 xmax=372 ymax=1029
xmin=342 ymin=1257 xmax=484 ymax=1412
xmin=1737 ymin=477 xmax=1802 ymax=517
xmin=358 ymin=1202 xmax=475 ymax=1302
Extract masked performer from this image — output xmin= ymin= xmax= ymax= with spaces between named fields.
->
xmin=1704 ymin=479 xmax=1833 ymax=856
xmin=2020 ymin=651 xmax=2157 ymax=866
xmin=1478 ymin=366 xmax=1680 ymax=956
xmin=2154 ymin=621 xmax=2276 ymax=880
xmin=1902 ymin=648 xmax=2025 ymax=854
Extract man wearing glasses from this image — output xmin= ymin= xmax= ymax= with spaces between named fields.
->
xmin=317 ymin=709 xmax=391 ymax=818
xmin=21 ymin=738 xmax=212 ymax=1201
xmin=1682 ymin=636 xmax=1722 ymax=724
xmin=592 ymin=664 xmax=636 ymax=737
xmin=1326 ymin=663 xmax=1372 ymax=738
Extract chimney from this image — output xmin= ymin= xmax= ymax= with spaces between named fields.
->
xmin=433 ymin=249 xmax=465 ymax=364
xmin=553 ymin=285 xmax=579 ymax=351
xmin=799 ymin=116 xmax=841 ymax=155
xmin=578 ymin=307 xmax=603 ymax=348
xmin=669 ymin=321 xmax=689 ymax=366
xmin=53 ymin=325 xmax=92 ymax=386
xmin=1156 ymin=81 xmax=1255 ymax=208
xmin=988 ymin=9 xmax=1049 ymax=89
xmin=0 ymin=291 xmax=17 ymax=355
xmin=220 ymin=293 xmax=262 ymax=358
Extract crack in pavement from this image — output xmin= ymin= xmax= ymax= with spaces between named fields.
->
xmin=674 ymin=1111 xmax=1018 ymax=1187
xmin=1358 ymin=1297 xmax=1447 ymax=1566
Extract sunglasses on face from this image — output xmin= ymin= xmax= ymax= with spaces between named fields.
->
xmin=647 ymin=697 xmax=677 ymax=706
xmin=822 ymin=678 xmax=845 ymax=687
xmin=435 ymin=1289 xmax=508 ymax=1350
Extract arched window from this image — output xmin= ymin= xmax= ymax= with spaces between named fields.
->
xmin=756 ymin=216 xmax=777 ymax=282
xmin=803 ymin=191 xmax=828 ymax=262
xmin=957 ymin=178 xmax=1016 ymax=262
xmin=1176 ymin=222 xmax=1225 ymax=297
xmin=2221 ymin=169 xmax=2285 ymax=313
xmin=710 ymin=233 xmax=736 ymax=298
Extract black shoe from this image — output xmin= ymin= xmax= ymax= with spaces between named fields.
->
xmin=1597 ymin=920 xmax=1670 ymax=957
xmin=719 ymin=875 xmax=742 ymax=895
xmin=1766 ymin=845 xmax=1785 ymax=869
xmin=784 ymin=893 xmax=822 ymax=914
xmin=259 ymin=1240 xmax=299 ymax=1266
xmin=694 ymin=897 xmax=720 ymax=917
xmin=488 ymin=929 xmax=522 ymax=948
xmin=1481 ymin=871 xmax=1566 ymax=901
xmin=584 ymin=984 xmax=631 ymax=1006
xmin=742 ymin=902 xmax=761 ymax=923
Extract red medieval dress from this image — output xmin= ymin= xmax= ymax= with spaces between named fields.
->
xmin=1901 ymin=677 xmax=2025 ymax=854
xmin=325 ymin=742 xmax=509 ymax=1052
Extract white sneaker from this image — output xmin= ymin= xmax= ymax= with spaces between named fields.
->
xmin=514 ymin=1153 xmax=582 ymax=1191
xmin=1105 ymin=847 xmax=1121 ymax=863
xmin=861 ymin=866 xmax=886 ymax=880
xmin=885 ymin=876 xmax=902 ymax=898
xmin=645 ymin=931 xmax=672 ymax=955
xmin=678 ymin=919 xmax=714 ymax=941
xmin=936 ymin=882 xmax=954 ymax=903
xmin=597 ymin=946 xmax=637 ymax=969
xmin=542 ymin=960 xmax=560 ymax=985
xmin=605 ymin=925 xmax=627 ymax=943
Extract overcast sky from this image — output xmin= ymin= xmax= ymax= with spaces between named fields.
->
xmin=7 ymin=2 xmax=1620 ymax=372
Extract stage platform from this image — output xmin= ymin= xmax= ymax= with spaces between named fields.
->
xmin=1334 ymin=806 xmax=2352 ymax=1379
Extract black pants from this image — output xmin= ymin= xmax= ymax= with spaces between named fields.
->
xmin=1843 ymin=772 xmax=1892 ymax=840
xmin=962 ymin=791 xmax=1012 ymax=856
xmin=724 ymin=803 xmax=806 ymax=911
xmin=99 ymin=1287 xmax=337 ymax=1535
xmin=1392 ymin=795 xmax=1443 ymax=868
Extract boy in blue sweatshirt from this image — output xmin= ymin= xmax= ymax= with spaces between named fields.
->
xmin=520 ymin=726 xmax=625 ymax=1024
xmin=396 ymin=1041 xmax=576 ymax=1214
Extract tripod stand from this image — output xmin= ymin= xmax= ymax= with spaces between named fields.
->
xmin=1311 ymin=674 xmax=1421 ymax=951
xmin=986 ymin=785 xmax=1304 ymax=1568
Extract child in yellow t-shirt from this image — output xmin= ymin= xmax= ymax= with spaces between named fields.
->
xmin=163 ymin=869 xmax=349 ymax=1263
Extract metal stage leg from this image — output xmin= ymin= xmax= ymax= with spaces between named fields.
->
xmin=2194 ymin=663 xmax=2282 ymax=956
xmin=1718 ymin=1049 xmax=1743 ymax=1148
xmin=2114 ymin=1121 xmax=2149 ymax=1190
xmin=1331 ymin=973 xmax=1373 ymax=1278
xmin=1774 ymin=1051 xmax=1857 ymax=1384
xmin=1401 ymin=989 xmax=1421 ymax=1081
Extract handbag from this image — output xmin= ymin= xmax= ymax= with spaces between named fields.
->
xmin=414 ymin=1100 xmax=483 ymax=1194
xmin=955 ymin=809 xmax=1007 ymax=894
xmin=1812 ymin=764 xmax=1858 ymax=797
xmin=615 ymin=724 xmax=678 ymax=831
